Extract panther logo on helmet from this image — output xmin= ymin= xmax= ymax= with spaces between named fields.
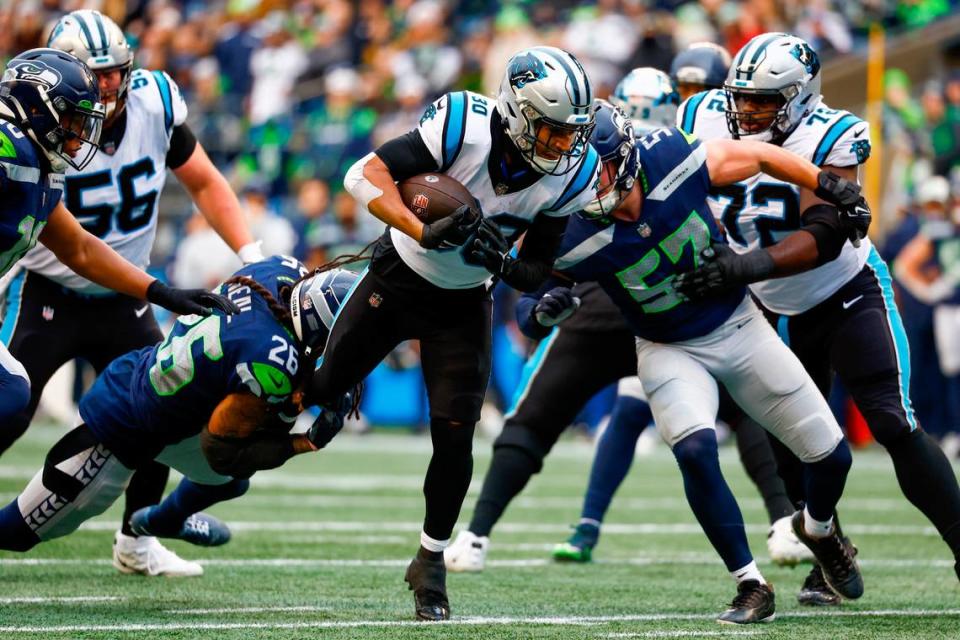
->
xmin=789 ymin=43 xmax=820 ymax=77
xmin=508 ymin=53 xmax=548 ymax=89
xmin=3 ymin=62 xmax=62 ymax=89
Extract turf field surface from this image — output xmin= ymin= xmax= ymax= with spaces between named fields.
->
xmin=1 ymin=424 xmax=958 ymax=639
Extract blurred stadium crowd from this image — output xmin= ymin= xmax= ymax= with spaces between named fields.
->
xmin=2 ymin=0 xmax=960 ymax=453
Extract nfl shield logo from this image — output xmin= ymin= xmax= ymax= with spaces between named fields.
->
xmin=411 ymin=193 xmax=429 ymax=218
xmin=369 ymin=293 xmax=383 ymax=308
xmin=637 ymin=223 xmax=652 ymax=238
xmin=42 ymin=306 xmax=54 ymax=321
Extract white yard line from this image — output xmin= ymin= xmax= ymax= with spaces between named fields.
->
xmin=71 ymin=520 xmax=943 ymax=536
xmin=0 ymin=596 xmax=125 ymax=604
xmin=605 ymin=633 xmax=763 ymax=638
xmin=168 ymin=606 xmax=331 ymax=614
xmin=2 ymin=609 xmax=959 ymax=634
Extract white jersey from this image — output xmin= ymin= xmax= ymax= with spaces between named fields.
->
xmin=678 ymin=89 xmax=873 ymax=315
xmin=20 ymin=69 xmax=188 ymax=294
xmin=389 ymin=91 xmax=601 ymax=289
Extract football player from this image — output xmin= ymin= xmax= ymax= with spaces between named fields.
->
xmin=517 ymin=100 xmax=866 ymax=623
xmin=1 ymin=11 xmax=263 ymax=577
xmin=0 ymin=46 xmax=237 ymax=544
xmin=445 ymin=69 xmax=674 ymax=572
xmin=327 ymin=46 xmax=600 ymax=621
xmin=675 ymin=32 xmax=960 ymax=597
xmin=670 ymin=42 xmax=732 ymax=101
xmin=0 ymin=255 xmax=356 ymax=557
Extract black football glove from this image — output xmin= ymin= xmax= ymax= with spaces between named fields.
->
xmin=467 ymin=218 xmax=512 ymax=276
xmin=419 ymin=201 xmax=482 ymax=250
xmin=306 ymin=390 xmax=354 ymax=450
xmin=532 ymin=287 xmax=581 ymax=327
xmin=673 ymin=243 xmax=775 ymax=300
xmin=814 ymin=171 xmax=871 ymax=247
xmin=146 ymin=280 xmax=240 ymax=316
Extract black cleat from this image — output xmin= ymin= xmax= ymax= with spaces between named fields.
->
xmin=717 ymin=580 xmax=776 ymax=624
xmin=797 ymin=564 xmax=841 ymax=606
xmin=791 ymin=510 xmax=863 ymax=600
xmin=404 ymin=556 xmax=450 ymax=621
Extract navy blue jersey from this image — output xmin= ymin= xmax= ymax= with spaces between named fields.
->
xmin=0 ymin=119 xmax=64 ymax=277
xmin=550 ymin=128 xmax=744 ymax=343
xmin=80 ymin=256 xmax=308 ymax=465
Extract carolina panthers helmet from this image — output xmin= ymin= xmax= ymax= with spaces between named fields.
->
xmin=0 ymin=48 xmax=105 ymax=172
xmin=497 ymin=46 xmax=595 ymax=176
xmin=289 ymin=268 xmax=359 ymax=357
xmin=48 ymin=10 xmax=134 ymax=120
xmin=610 ymin=68 xmax=679 ymax=135
xmin=724 ymin=33 xmax=822 ymax=143
xmin=670 ymin=42 xmax=731 ymax=96
xmin=583 ymin=99 xmax=640 ymax=220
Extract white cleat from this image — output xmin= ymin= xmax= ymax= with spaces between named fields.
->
xmin=443 ymin=530 xmax=489 ymax=573
xmin=112 ymin=531 xmax=204 ymax=577
xmin=767 ymin=515 xmax=815 ymax=567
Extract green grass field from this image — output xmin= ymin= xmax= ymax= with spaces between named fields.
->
xmin=1 ymin=423 xmax=958 ymax=639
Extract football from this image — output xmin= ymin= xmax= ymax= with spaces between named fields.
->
xmin=398 ymin=173 xmax=476 ymax=223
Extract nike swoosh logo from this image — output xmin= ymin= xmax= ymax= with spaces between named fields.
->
xmin=853 ymin=128 xmax=866 ymax=138
xmin=842 ymin=295 xmax=864 ymax=310
xmin=135 ymin=305 xmax=150 ymax=318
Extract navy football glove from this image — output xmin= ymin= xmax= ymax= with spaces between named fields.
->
xmin=673 ymin=243 xmax=774 ymax=300
xmin=419 ymin=202 xmax=482 ymax=250
xmin=147 ymin=280 xmax=240 ymax=316
xmin=533 ymin=287 xmax=581 ymax=327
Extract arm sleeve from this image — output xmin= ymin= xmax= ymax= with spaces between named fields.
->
xmin=800 ymin=204 xmax=847 ymax=265
xmin=499 ymin=213 xmax=569 ymax=292
xmin=165 ymin=123 xmax=198 ymax=169
xmin=373 ymin=130 xmax=439 ymax=181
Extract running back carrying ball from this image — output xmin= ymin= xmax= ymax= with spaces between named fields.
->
xmin=398 ymin=173 xmax=477 ymax=223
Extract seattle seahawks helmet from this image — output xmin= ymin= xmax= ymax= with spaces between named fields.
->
xmin=48 ymin=10 xmax=134 ymax=121
xmin=583 ymin=99 xmax=640 ymax=220
xmin=0 ymin=48 xmax=105 ymax=172
xmin=724 ymin=33 xmax=822 ymax=143
xmin=497 ymin=46 xmax=595 ymax=176
xmin=289 ymin=268 xmax=359 ymax=358
xmin=670 ymin=42 xmax=731 ymax=99
xmin=610 ymin=68 xmax=679 ymax=135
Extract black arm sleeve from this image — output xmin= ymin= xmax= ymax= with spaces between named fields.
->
xmin=499 ymin=214 xmax=569 ymax=293
xmin=800 ymin=204 xmax=847 ymax=265
xmin=166 ymin=122 xmax=198 ymax=169
xmin=200 ymin=427 xmax=296 ymax=479
xmin=374 ymin=130 xmax=439 ymax=181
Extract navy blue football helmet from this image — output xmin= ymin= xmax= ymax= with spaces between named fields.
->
xmin=0 ymin=48 xmax=105 ymax=171
xmin=583 ymin=99 xmax=641 ymax=220
xmin=670 ymin=42 xmax=731 ymax=96
xmin=290 ymin=268 xmax=360 ymax=357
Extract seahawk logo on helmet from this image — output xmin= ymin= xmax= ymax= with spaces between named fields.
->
xmin=289 ymin=269 xmax=360 ymax=357
xmin=497 ymin=46 xmax=595 ymax=176
xmin=3 ymin=62 xmax=62 ymax=89
xmin=724 ymin=33 xmax=822 ymax=143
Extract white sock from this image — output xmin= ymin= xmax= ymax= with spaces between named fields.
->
xmin=420 ymin=531 xmax=449 ymax=552
xmin=803 ymin=507 xmax=834 ymax=539
xmin=578 ymin=518 xmax=601 ymax=528
xmin=730 ymin=560 xmax=766 ymax=585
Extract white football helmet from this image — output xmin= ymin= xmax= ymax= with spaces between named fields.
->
xmin=610 ymin=67 xmax=679 ymax=135
xmin=47 ymin=10 xmax=134 ymax=120
xmin=724 ymin=33 xmax=822 ymax=143
xmin=497 ymin=46 xmax=595 ymax=176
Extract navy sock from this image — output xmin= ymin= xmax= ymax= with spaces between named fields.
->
xmin=803 ymin=440 xmax=852 ymax=522
xmin=0 ymin=499 xmax=40 ymax=551
xmin=581 ymin=395 xmax=651 ymax=523
xmin=673 ymin=430 xmax=752 ymax=572
xmin=145 ymin=478 xmax=249 ymax=535
xmin=0 ymin=371 xmax=30 ymax=424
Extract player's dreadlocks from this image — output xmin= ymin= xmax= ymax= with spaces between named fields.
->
xmin=312 ymin=239 xmax=378 ymax=274
xmin=224 ymin=275 xmax=292 ymax=330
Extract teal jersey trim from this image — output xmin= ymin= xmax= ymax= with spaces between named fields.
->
xmin=776 ymin=314 xmax=790 ymax=348
xmin=812 ymin=113 xmax=861 ymax=166
xmin=548 ymin=145 xmax=599 ymax=213
xmin=680 ymin=91 xmax=709 ymax=134
xmin=865 ymin=248 xmax=918 ymax=431
xmin=152 ymin=71 xmax=174 ymax=133
xmin=0 ymin=270 xmax=25 ymax=346
xmin=504 ymin=327 xmax=559 ymax=418
xmin=440 ymin=92 xmax=468 ymax=171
